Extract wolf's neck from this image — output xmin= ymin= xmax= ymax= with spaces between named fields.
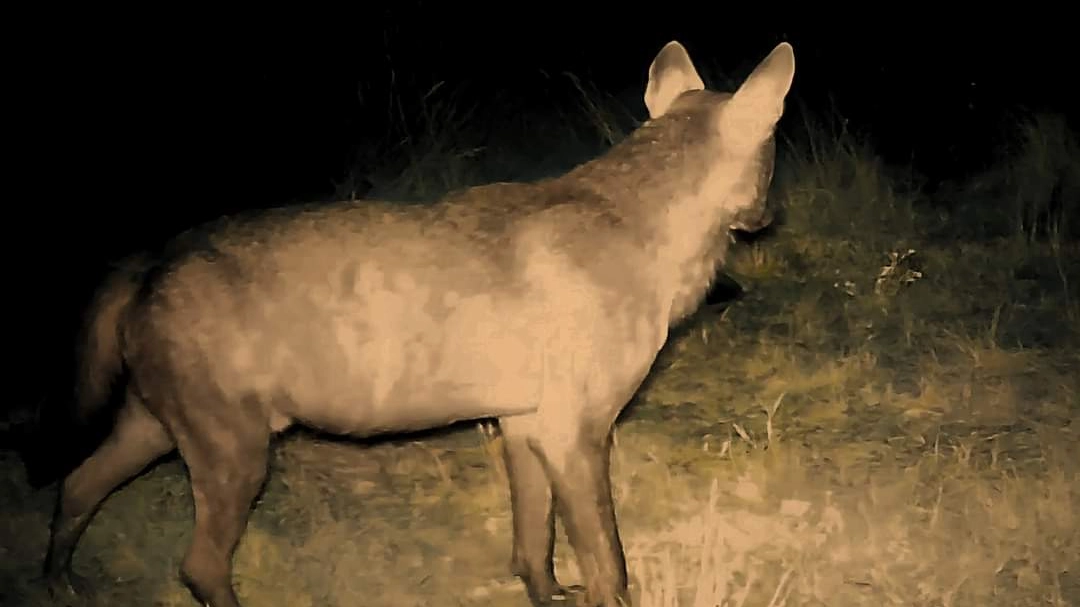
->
xmin=655 ymin=188 xmax=734 ymax=324
xmin=583 ymin=119 xmax=736 ymax=324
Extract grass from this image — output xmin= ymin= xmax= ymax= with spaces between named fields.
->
xmin=1 ymin=65 xmax=1077 ymax=606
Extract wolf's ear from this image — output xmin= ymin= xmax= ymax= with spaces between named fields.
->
xmin=644 ymin=41 xmax=706 ymax=119
xmin=722 ymin=42 xmax=796 ymax=144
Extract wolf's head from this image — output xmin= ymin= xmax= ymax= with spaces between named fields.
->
xmin=643 ymin=40 xmax=795 ymax=235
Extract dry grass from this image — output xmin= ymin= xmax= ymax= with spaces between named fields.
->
xmin=1 ymin=75 xmax=1077 ymax=607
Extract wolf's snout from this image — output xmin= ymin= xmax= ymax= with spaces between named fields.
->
xmin=731 ymin=206 xmax=774 ymax=233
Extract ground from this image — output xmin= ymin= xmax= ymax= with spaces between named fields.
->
xmin=1 ymin=74 xmax=1077 ymax=607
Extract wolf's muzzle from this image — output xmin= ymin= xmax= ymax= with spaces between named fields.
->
xmin=730 ymin=206 xmax=774 ymax=233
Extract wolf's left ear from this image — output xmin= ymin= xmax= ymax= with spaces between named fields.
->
xmin=644 ymin=41 xmax=706 ymax=119
xmin=723 ymin=42 xmax=796 ymax=143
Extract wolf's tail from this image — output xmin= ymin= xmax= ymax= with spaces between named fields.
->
xmin=74 ymin=255 xmax=151 ymax=421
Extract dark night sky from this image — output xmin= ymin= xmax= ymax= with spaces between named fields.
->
xmin=69 ymin=12 xmax=1075 ymax=221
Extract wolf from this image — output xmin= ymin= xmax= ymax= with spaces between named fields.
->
xmin=43 ymin=40 xmax=795 ymax=606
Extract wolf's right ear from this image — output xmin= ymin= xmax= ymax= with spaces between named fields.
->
xmin=722 ymin=42 xmax=796 ymax=144
xmin=644 ymin=41 xmax=706 ymax=119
